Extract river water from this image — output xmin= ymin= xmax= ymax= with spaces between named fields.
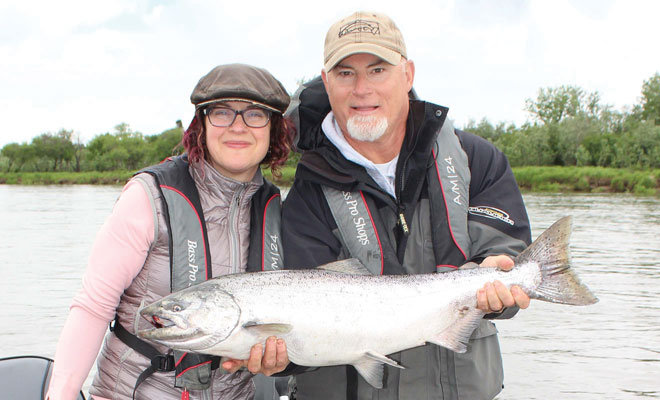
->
xmin=0 ymin=185 xmax=658 ymax=399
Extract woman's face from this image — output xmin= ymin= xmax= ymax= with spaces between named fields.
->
xmin=204 ymin=101 xmax=271 ymax=182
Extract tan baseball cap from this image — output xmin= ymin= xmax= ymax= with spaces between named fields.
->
xmin=324 ymin=11 xmax=407 ymax=72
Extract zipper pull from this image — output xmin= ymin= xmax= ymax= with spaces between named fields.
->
xmin=236 ymin=183 xmax=248 ymax=205
xmin=181 ymin=388 xmax=190 ymax=400
xmin=398 ymin=212 xmax=409 ymax=236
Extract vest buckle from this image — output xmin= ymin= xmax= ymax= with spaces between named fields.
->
xmin=151 ymin=354 xmax=175 ymax=372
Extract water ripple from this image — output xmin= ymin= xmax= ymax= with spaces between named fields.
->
xmin=1 ymin=188 xmax=659 ymax=399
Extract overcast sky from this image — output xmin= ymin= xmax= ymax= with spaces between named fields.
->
xmin=2 ymin=0 xmax=659 ymax=148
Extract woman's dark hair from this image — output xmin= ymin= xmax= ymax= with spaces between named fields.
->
xmin=181 ymin=107 xmax=295 ymax=178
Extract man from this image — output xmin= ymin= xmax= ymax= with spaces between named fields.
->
xmin=281 ymin=10 xmax=532 ymax=400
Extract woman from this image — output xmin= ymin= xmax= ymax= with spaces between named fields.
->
xmin=47 ymin=63 xmax=293 ymax=399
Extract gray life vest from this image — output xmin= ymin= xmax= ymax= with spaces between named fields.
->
xmin=113 ymin=155 xmax=283 ymax=397
xmin=320 ymin=120 xmax=506 ymax=400
xmin=322 ymin=119 xmax=471 ymax=274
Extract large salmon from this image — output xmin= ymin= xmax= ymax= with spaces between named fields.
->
xmin=137 ymin=216 xmax=597 ymax=388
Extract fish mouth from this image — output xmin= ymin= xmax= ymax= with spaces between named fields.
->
xmin=136 ymin=312 xmax=205 ymax=345
xmin=137 ymin=321 xmax=222 ymax=353
xmin=152 ymin=315 xmax=175 ymax=329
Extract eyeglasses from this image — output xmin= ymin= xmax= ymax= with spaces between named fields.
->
xmin=204 ymin=106 xmax=272 ymax=128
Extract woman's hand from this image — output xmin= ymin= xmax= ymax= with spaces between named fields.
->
xmin=221 ymin=336 xmax=289 ymax=376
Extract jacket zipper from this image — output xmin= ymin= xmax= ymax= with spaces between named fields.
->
xmin=229 ymin=183 xmax=248 ymax=274
xmin=396 ymin=153 xmax=410 ymax=237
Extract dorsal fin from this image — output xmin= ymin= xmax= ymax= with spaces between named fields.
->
xmin=316 ymin=258 xmax=372 ymax=275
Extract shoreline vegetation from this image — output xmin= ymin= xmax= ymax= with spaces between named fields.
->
xmin=3 ymin=77 xmax=659 ymax=196
xmin=1 ymin=166 xmax=659 ymax=196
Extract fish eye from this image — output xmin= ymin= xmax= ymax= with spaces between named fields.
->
xmin=172 ymin=304 xmax=182 ymax=312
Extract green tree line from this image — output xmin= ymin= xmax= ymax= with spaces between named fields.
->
xmin=2 ymin=73 xmax=659 ymax=173
xmin=0 ymin=121 xmax=184 ymax=173
xmin=465 ymin=73 xmax=660 ymax=168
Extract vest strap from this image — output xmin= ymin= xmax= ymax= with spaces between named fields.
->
xmin=110 ymin=316 xmax=174 ymax=399
xmin=322 ymin=119 xmax=471 ymax=274
xmin=322 ymin=186 xmax=383 ymax=275
xmin=429 ymin=119 xmax=471 ymax=259
xmin=111 ymin=316 xmax=220 ymax=399
xmin=260 ymin=193 xmax=284 ymax=271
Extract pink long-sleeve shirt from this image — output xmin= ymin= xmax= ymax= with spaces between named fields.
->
xmin=47 ymin=180 xmax=155 ymax=400
xmin=48 ymin=159 xmax=261 ymax=400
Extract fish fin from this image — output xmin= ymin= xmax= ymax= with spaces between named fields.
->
xmin=352 ymin=351 xmax=402 ymax=389
xmin=428 ymin=307 xmax=484 ymax=353
xmin=242 ymin=322 xmax=293 ymax=336
xmin=459 ymin=261 xmax=479 ymax=270
xmin=516 ymin=216 xmax=599 ymax=305
xmin=316 ymin=258 xmax=371 ymax=275
xmin=365 ymin=351 xmax=405 ymax=369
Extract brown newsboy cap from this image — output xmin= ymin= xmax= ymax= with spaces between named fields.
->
xmin=190 ymin=63 xmax=290 ymax=113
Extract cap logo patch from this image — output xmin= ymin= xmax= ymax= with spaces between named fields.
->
xmin=339 ymin=19 xmax=380 ymax=38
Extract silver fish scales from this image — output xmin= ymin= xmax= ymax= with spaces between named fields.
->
xmin=138 ymin=216 xmax=597 ymax=388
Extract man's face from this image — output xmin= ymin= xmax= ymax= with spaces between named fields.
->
xmin=322 ymin=53 xmax=414 ymax=143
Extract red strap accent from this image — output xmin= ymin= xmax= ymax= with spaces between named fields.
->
xmin=181 ymin=389 xmax=190 ymax=400
xmin=174 ymin=352 xmax=187 ymax=367
xmin=176 ymin=360 xmax=213 ymax=378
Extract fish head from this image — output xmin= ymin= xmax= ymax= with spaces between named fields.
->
xmin=137 ymin=284 xmax=241 ymax=352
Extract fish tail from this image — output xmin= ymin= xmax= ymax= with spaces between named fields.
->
xmin=516 ymin=216 xmax=598 ymax=305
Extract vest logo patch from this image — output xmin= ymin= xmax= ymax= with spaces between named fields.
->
xmin=468 ymin=206 xmax=515 ymax=226
xmin=443 ymin=156 xmax=462 ymax=205
xmin=187 ymin=240 xmax=199 ymax=285
xmin=342 ymin=191 xmax=370 ymax=246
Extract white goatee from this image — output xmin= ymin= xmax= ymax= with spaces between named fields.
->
xmin=346 ymin=116 xmax=388 ymax=142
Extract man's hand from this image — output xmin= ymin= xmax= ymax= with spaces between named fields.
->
xmin=476 ymin=255 xmax=530 ymax=313
xmin=221 ymin=336 xmax=289 ymax=376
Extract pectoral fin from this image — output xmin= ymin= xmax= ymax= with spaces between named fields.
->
xmin=427 ymin=307 xmax=485 ymax=353
xmin=458 ymin=261 xmax=480 ymax=270
xmin=352 ymin=351 xmax=404 ymax=389
xmin=242 ymin=322 xmax=293 ymax=336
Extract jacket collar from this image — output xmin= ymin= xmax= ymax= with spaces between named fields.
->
xmin=293 ymin=79 xmax=450 ymax=207
xmin=189 ymin=159 xmax=262 ymax=209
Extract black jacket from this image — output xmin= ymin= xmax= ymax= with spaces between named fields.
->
xmin=283 ymin=78 xmax=530 ymax=271
xmin=281 ymin=77 xmax=531 ymax=400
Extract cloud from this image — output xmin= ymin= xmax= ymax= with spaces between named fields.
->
xmin=1 ymin=0 xmax=659 ymax=147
